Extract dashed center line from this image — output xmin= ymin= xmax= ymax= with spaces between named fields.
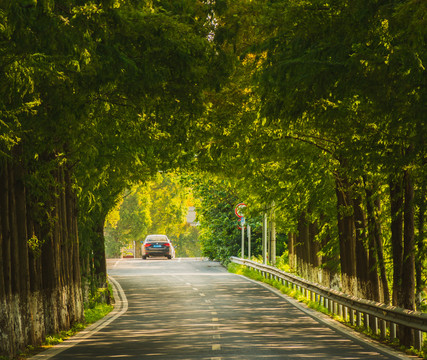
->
xmin=212 ymin=344 xmax=221 ymax=351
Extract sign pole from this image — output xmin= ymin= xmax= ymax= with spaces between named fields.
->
xmin=241 ymin=217 xmax=245 ymax=259
xmin=263 ymin=212 xmax=268 ymax=264
xmin=235 ymin=203 xmax=247 ymax=259
xmin=247 ymin=224 xmax=251 ymax=260
xmin=241 ymin=225 xmax=244 ymax=259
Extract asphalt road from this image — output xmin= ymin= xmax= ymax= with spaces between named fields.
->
xmin=33 ymin=258 xmax=412 ymax=360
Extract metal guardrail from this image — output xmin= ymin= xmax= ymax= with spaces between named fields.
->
xmin=230 ymin=256 xmax=427 ymax=350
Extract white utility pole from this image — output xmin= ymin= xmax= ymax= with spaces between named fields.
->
xmin=263 ymin=213 xmax=268 ymax=264
xmin=247 ymin=224 xmax=251 ymax=260
xmin=241 ymin=217 xmax=245 ymax=258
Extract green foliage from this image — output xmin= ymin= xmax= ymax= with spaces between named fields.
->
xmin=194 ymin=0 xmax=426 ymax=307
xmin=189 ymin=174 xmax=242 ymax=262
xmin=27 ymin=234 xmax=44 ymax=258
xmin=170 ymin=223 xmax=202 ymax=258
xmin=104 ymin=172 xmax=201 ymax=258
xmin=84 ymin=303 xmax=114 ymax=325
xmin=1 ymin=0 xmax=426 ymax=353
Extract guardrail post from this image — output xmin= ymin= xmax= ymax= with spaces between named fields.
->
xmin=380 ymin=319 xmax=386 ymax=339
xmin=329 ymin=300 xmax=333 ymax=314
xmin=390 ymin=322 xmax=397 ymax=340
xmin=414 ymin=330 xmax=423 ymax=351
xmin=349 ymin=308 xmax=355 ymax=326
xmin=356 ymin=311 xmax=362 ymax=327
xmin=372 ymin=316 xmax=379 ymax=335
xmin=364 ymin=313 xmax=369 ymax=331
xmin=338 ymin=304 xmax=343 ymax=318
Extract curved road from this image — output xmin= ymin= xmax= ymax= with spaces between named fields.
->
xmin=33 ymin=258 xmax=412 ymax=360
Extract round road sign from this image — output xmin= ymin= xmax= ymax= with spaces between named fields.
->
xmin=235 ymin=203 xmax=246 ymax=218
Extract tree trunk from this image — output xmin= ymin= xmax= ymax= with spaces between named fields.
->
xmin=14 ymin=151 xmax=31 ymax=347
xmin=93 ymin=216 xmax=108 ymax=287
xmin=41 ymin=192 xmax=60 ymax=336
xmin=288 ymin=232 xmax=296 ymax=271
xmin=0 ymin=160 xmax=10 ymax=299
xmin=308 ymin=221 xmax=322 ymax=283
xmin=415 ymin=181 xmax=425 ymax=310
xmin=363 ymin=178 xmax=382 ymax=303
xmin=1 ymin=153 xmax=85 ymax=356
xmin=335 ymin=175 xmax=357 ymax=296
xmin=270 ymin=205 xmax=276 ymax=265
xmin=389 ymin=175 xmax=404 ymax=306
xmin=309 ymin=221 xmax=321 ymax=268
xmin=0 ymin=189 xmax=4 ymax=301
xmin=296 ymin=212 xmax=310 ymax=279
xmin=397 ymin=170 xmax=416 ymax=347
xmin=0 ymin=160 xmax=13 ymax=356
xmin=373 ymin=197 xmax=390 ymax=304
xmin=9 ymin=162 xmax=21 ymax=296
xmin=353 ymin=194 xmax=370 ymax=299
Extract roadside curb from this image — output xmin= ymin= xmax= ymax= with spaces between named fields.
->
xmin=28 ymin=276 xmax=128 ymax=359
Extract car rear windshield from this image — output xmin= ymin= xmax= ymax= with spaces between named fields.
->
xmin=146 ymin=238 xmax=168 ymax=243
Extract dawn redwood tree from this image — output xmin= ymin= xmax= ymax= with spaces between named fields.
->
xmin=0 ymin=0 xmax=228 ymax=356
xmin=197 ymin=0 xmax=425 ymax=336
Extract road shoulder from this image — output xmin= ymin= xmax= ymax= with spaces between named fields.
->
xmin=241 ymin=275 xmax=419 ymax=360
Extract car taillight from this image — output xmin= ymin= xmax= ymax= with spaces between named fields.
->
xmin=144 ymin=243 xmax=151 ymax=247
xmin=164 ymin=243 xmax=170 ymax=247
